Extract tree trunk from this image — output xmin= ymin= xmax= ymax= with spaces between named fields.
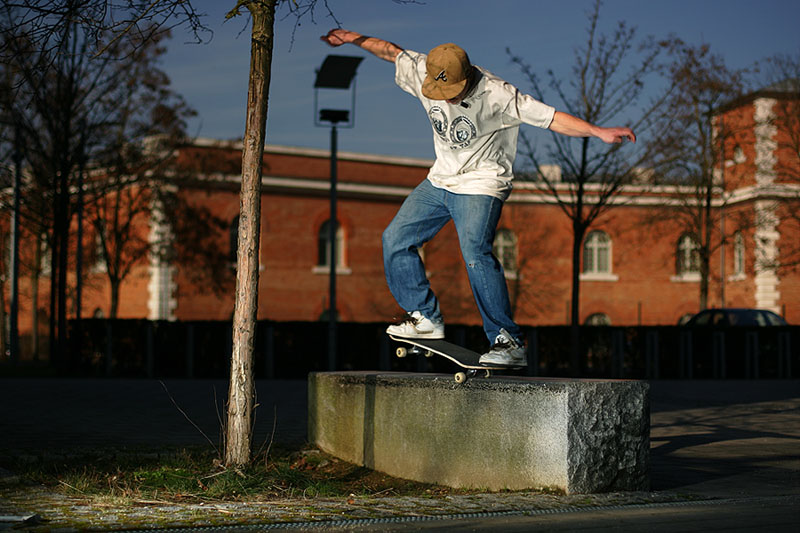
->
xmin=568 ymin=141 xmax=589 ymax=377
xmin=110 ymin=279 xmax=120 ymax=319
xmin=225 ymin=0 xmax=275 ymax=468
xmin=0 ymin=272 xmax=5 ymax=361
xmin=699 ymin=246 xmax=710 ymax=310
xmin=700 ymin=176 xmax=714 ymax=310
xmin=32 ymin=234 xmax=41 ymax=360
xmin=49 ymin=178 xmax=58 ymax=365
xmin=57 ymin=169 xmax=69 ymax=362
xmin=569 ymin=220 xmax=585 ymax=377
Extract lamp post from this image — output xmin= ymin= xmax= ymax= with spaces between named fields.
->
xmin=314 ymin=54 xmax=362 ymax=371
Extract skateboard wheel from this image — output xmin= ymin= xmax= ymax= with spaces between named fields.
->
xmin=484 ymin=369 xmax=492 ymax=378
xmin=424 ymin=350 xmax=433 ymax=358
xmin=454 ymin=372 xmax=467 ymax=384
xmin=396 ymin=347 xmax=407 ymax=358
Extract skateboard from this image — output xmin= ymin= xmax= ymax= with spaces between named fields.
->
xmin=388 ymin=334 xmax=514 ymax=383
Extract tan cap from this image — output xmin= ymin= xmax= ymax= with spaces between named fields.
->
xmin=421 ymin=43 xmax=472 ymax=100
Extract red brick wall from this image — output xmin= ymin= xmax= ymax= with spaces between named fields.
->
xmin=4 ymin=97 xmax=799 ymax=361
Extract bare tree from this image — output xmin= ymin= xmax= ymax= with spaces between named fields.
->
xmin=223 ymin=0 xmax=416 ymax=466
xmin=508 ymin=0 xmax=671 ymax=372
xmin=219 ymin=0 xmax=276 ymax=467
xmin=0 ymin=0 xmax=209 ymax=63
xmin=647 ymin=42 xmax=747 ymax=310
xmin=0 ymin=13 xmax=126 ymax=362
xmin=0 ymin=2 xmax=222 ymax=354
xmin=85 ymin=30 xmax=233 ymax=318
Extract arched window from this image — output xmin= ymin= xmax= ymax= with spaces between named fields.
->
xmin=677 ymin=234 xmax=700 ymax=275
xmin=493 ymin=228 xmax=518 ymax=277
xmin=92 ymin=225 xmax=107 ymax=273
xmin=583 ymin=230 xmax=612 ymax=274
xmin=317 ymin=219 xmax=345 ymax=269
xmin=585 ymin=313 xmax=611 ymax=326
xmin=733 ymin=145 xmax=746 ymax=164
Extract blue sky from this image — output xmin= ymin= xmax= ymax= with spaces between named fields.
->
xmin=161 ymin=0 xmax=800 ymax=160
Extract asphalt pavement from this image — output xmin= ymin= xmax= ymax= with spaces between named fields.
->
xmin=0 ymin=377 xmax=798 ymax=531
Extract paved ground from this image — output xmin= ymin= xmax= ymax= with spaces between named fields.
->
xmin=0 ymin=377 xmax=798 ymax=531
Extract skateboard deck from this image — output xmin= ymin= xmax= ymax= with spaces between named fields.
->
xmin=388 ymin=334 xmax=512 ymax=383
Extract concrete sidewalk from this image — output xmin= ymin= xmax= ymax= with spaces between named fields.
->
xmin=0 ymin=377 xmax=798 ymax=531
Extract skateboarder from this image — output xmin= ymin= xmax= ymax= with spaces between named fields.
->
xmin=321 ymin=29 xmax=635 ymax=367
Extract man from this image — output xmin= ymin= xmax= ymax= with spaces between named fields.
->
xmin=321 ymin=29 xmax=635 ymax=366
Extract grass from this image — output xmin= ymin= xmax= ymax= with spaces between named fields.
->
xmin=0 ymin=445 xmax=468 ymax=504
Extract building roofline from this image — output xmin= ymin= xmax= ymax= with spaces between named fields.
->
xmin=188 ymin=137 xmax=435 ymax=169
xmin=717 ymin=79 xmax=799 ymax=113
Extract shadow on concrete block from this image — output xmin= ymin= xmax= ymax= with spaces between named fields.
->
xmin=308 ymin=372 xmax=649 ymax=494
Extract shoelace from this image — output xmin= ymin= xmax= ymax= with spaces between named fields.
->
xmin=492 ymin=335 xmax=522 ymax=350
xmin=393 ymin=313 xmax=418 ymax=326
xmin=492 ymin=338 xmax=512 ymax=350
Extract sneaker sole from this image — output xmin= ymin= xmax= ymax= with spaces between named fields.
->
xmin=387 ymin=331 xmax=446 ymax=340
xmin=478 ymin=358 xmax=527 ymax=367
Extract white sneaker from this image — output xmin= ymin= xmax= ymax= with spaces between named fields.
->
xmin=479 ymin=329 xmax=527 ymax=367
xmin=386 ymin=311 xmax=445 ymax=339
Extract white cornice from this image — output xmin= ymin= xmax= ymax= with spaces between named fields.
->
xmin=262 ymin=175 xmax=413 ymax=199
xmin=202 ymin=172 xmax=413 ymax=199
xmin=186 ymin=139 xmax=798 ymax=207
xmin=190 ymin=137 xmax=434 ymax=169
xmin=194 ymin=172 xmax=798 ymax=207
xmin=725 ymin=183 xmax=800 ymax=204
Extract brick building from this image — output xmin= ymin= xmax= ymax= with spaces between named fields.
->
xmin=5 ymin=86 xmax=799 ymax=357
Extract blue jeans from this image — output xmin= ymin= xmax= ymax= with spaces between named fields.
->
xmin=382 ymin=179 xmax=521 ymax=344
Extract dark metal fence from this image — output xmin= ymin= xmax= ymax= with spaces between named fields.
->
xmin=3 ymin=319 xmax=797 ymax=379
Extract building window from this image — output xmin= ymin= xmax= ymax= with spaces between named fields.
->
xmin=493 ymin=228 xmax=518 ymax=278
xmin=315 ymin=219 xmax=350 ymax=275
xmin=733 ymin=231 xmax=745 ymax=278
xmin=581 ymin=230 xmax=618 ymax=281
xmin=733 ymin=145 xmax=746 ymax=164
xmin=676 ymin=234 xmax=700 ymax=275
xmin=585 ymin=313 xmax=611 ymax=326
xmin=583 ymin=231 xmax=611 ymax=274
xmin=92 ymin=225 xmax=107 ymax=273
xmin=37 ymin=232 xmax=51 ymax=276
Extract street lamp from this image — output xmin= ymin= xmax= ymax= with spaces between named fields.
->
xmin=314 ymin=54 xmax=362 ymax=371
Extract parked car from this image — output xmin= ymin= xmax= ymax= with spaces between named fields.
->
xmin=681 ymin=308 xmax=788 ymax=327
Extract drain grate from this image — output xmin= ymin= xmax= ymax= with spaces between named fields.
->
xmin=116 ymin=496 xmax=796 ymax=532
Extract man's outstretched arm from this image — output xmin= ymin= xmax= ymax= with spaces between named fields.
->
xmin=549 ymin=111 xmax=636 ymax=144
xmin=321 ymin=29 xmax=403 ymax=63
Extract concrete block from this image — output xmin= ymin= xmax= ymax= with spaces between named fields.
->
xmin=308 ymin=372 xmax=649 ymax=494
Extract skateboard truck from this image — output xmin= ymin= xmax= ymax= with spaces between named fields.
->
xmin=395 ymin=345 xmax=433 ymax=359
xmin=454 ymin=368 xmax=493 ymax=383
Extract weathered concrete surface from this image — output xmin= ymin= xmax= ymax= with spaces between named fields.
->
xmin=308 ymin=372 xmax=649 ymax=494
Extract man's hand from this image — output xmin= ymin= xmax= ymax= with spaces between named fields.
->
xmin=320 ymin=28 xmax=359 ymax=47
xmin=597 ymin=126 xmax=636 ymax=144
